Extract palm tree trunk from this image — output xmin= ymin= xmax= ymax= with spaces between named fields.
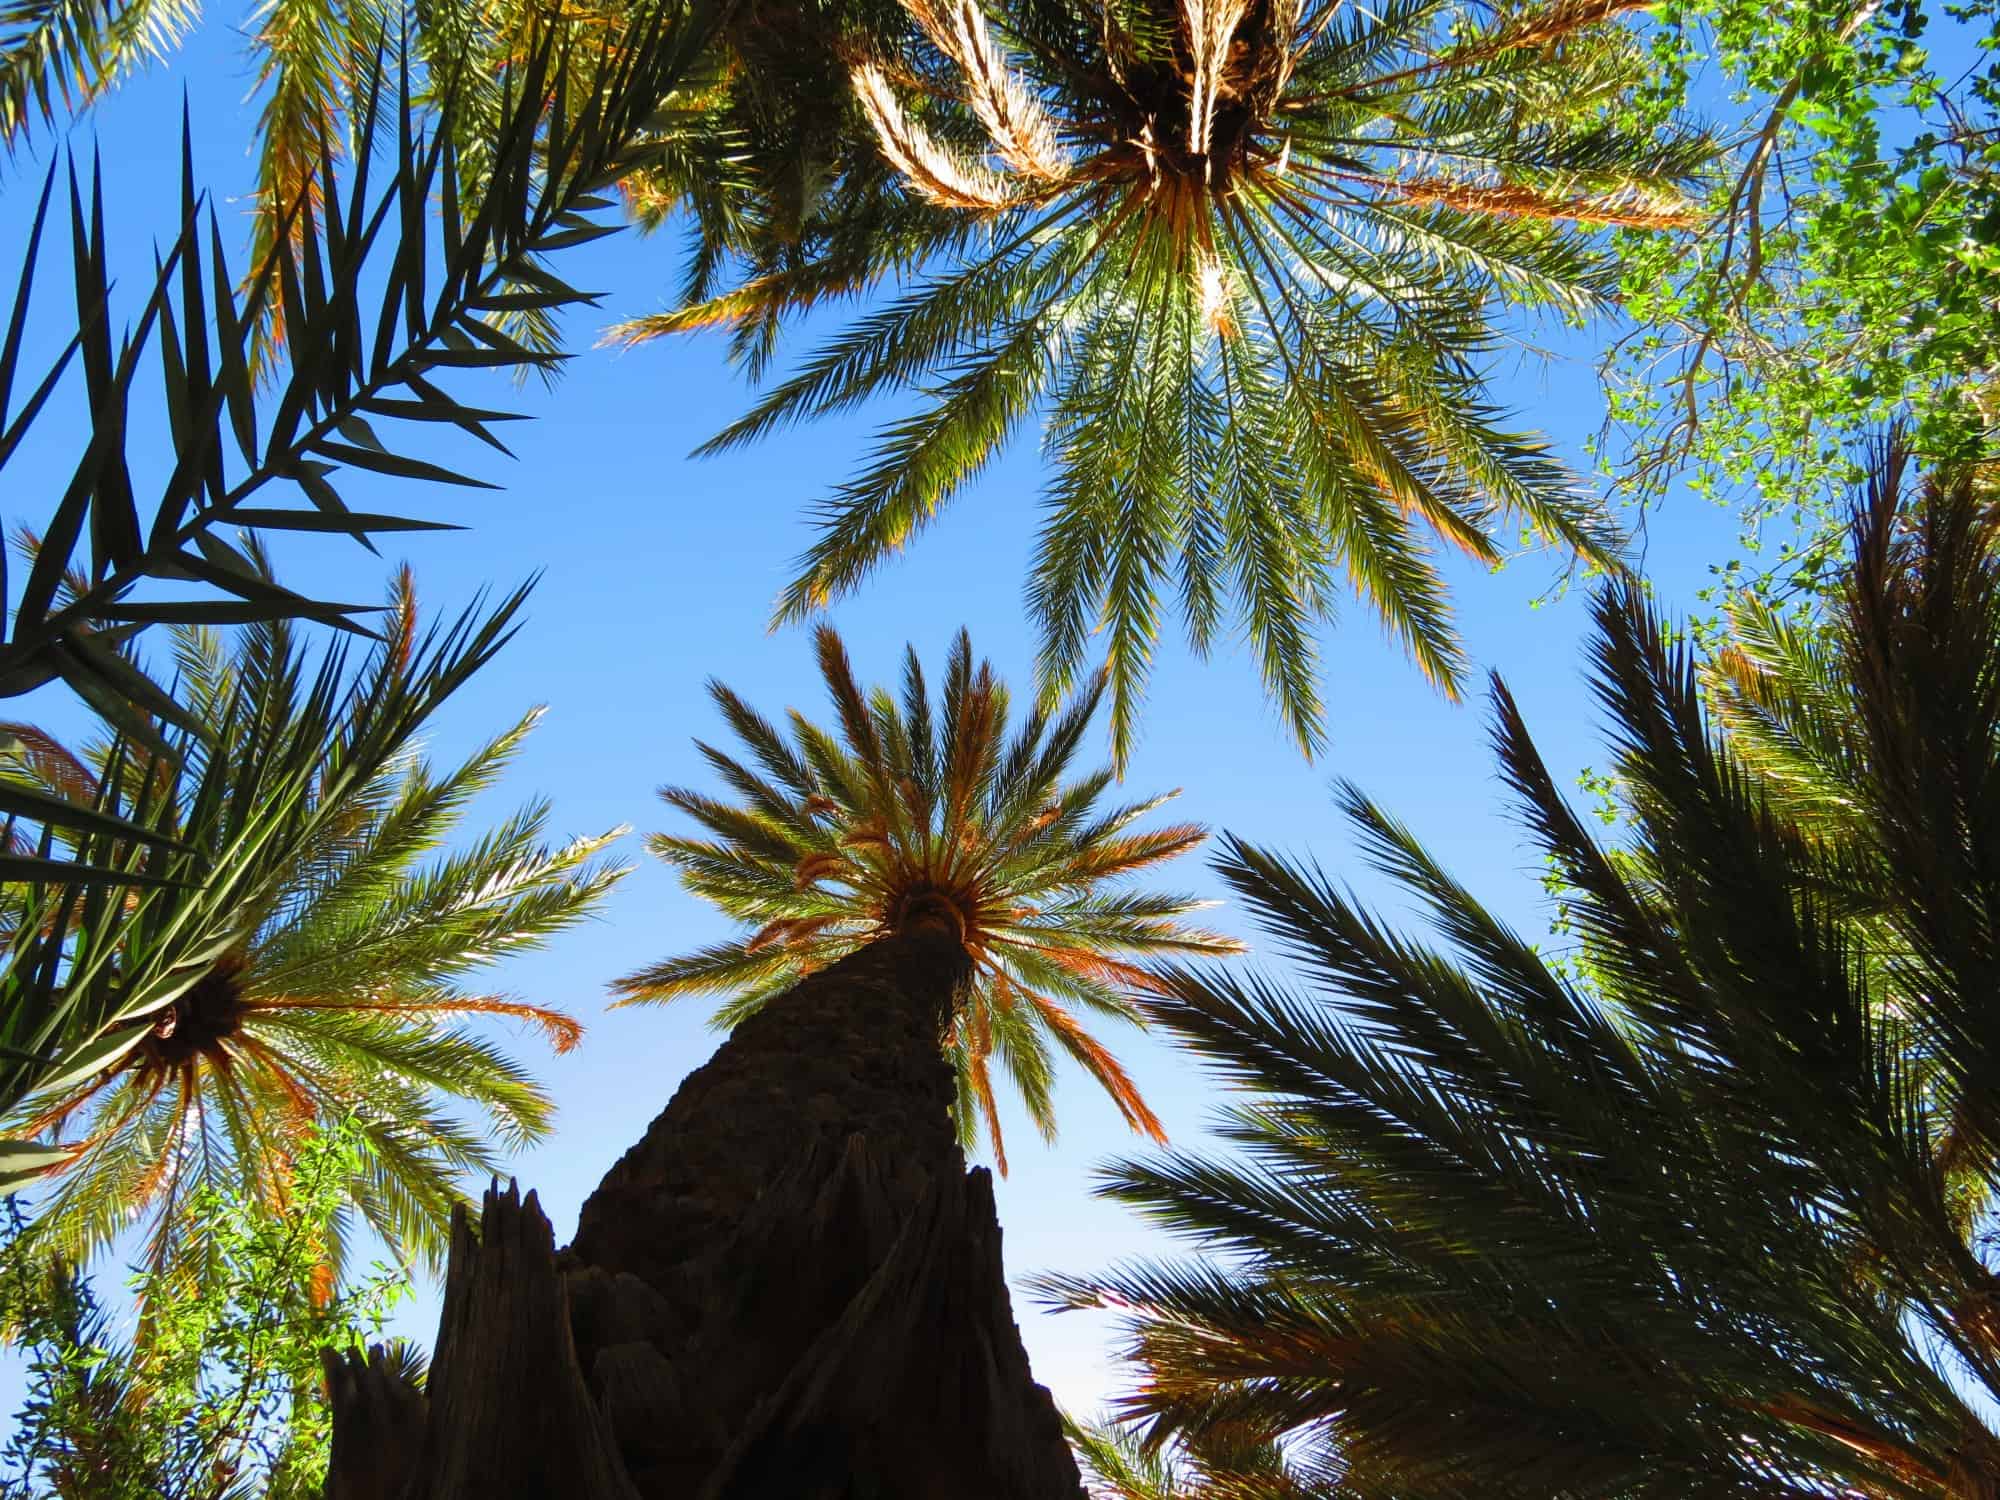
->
xmin=323 ymin=928 xmax=1087 ymax=1499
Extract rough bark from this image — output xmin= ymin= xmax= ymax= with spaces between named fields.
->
xmin=325 ymin=928 xmax=1085 ymax=1500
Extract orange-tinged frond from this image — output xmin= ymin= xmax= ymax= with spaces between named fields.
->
xmin=600 ymin=278 xmax=792 ymax=346
xmin=1475 ymin=0 xmax=1655 ymax=53
xmin=1026 ymin=943 xmax=1161 ymax=991
xmin=128 ymin=1066 xmax=195 ymax=1212
xmin=19 ymin=1065 xmax=127 ymax=1140
xmin=231 ymin=1034 xmax=320 ymax=1131
xmin=968 ymin=1048 xmax=1010 ymax=1175
xmin=1387 ymin=177 xmax=1698 ymax=229
xmin=1028 ymin=994 xmax=1167 ymax=1144
xmin=255 ymin=992 xmax=587 ymax=1054
xmin=0 ymin=722 xmax=98 ymax=806
xmin=1067 ymin=822 xmax=1213 ymax=878
xmin=795 ymin=850 xmax=852 ymax=888
xmin=745 ymin=914 xmax=848 ymax=954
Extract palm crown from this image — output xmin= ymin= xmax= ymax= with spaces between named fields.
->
xmin=1040 ymin=454 xmax=2000 ymax=1496
xmin=614 ymin=0 xmax=1710 ymax=762
xmin=5 ymin=572 xmax=628 ymax=1281
xmin=614 ymin=625 xmax=1240 ymax=1170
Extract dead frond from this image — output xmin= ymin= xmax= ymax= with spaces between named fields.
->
xmin=907 ymin=0 xmax=1074 ymax=183
xmin=1388 ymin=176 xmax=1699 ymax=229
xmin=852 ymin=60 xmax=1026 ymax=210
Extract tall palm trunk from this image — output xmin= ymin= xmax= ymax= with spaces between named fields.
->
xmin=323 ymin=926 xmax=1086 ymax=1499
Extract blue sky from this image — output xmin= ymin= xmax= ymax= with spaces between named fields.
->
xmin=0 ymin=21 xmax=1758 ymax=1419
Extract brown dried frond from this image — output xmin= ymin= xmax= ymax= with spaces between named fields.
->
xmin=745 ymin=914 xmax=845 ymax=953
xmin=794 ymin=850 xmax=850 ymax=887
xmin=1183 ymin=0 xmax=1253 ymax=161
xmin=852 ymin=62 xmax=1025 ymax=211
xmin=906 ymin=0 xmax=1074 ymax=183
xmin=1434 ymin=0 xmax=1654 ymax=70
xmin=1388 ymin=177 xmax=1698 ymax=229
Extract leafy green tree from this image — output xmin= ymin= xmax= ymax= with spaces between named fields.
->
xmin=611 ymin=0 xmax=1710 ymax=762
xmin=614 ymin=624 xmax=1238 ymax=1170
xmin=0 ymin=1117 xmax=418 ymax=1500
xmin=1041 ymin=453 xmax=2000 ymax=1497
xmin=1601 ymin=0 xmax=1999 ymax=593
xmin=0 ymin=566 xmax=628 ymax=1276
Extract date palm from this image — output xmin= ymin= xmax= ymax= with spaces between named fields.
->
xmin=613 ymin=624 xmax=1239 ymax=1170
xmin=4 ymin=570 xmax=629 ymax=1282
xmin=611 ymin=0 xmax=1710 ymax=763
xmin=1040 ymin=453 xmax=2000 ymax=1497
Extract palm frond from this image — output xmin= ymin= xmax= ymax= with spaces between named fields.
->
xmin=1046 ymin=450 xmax=2000 ymax=1497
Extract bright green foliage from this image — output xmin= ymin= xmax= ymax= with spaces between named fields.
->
xmin=0 ymin=0 xmax=198 ymax=139
xmin=0 ymin=1118 xmax=416 ymax=1500
xmin=1602 ymin=0 xmax=2000 ymax=596
xmin=614 ymin=625 xmax=1238 ymax=1170
xmin=1 ymin=567 xmax=628 ymax=1279
xmin=0 ymin=566 xmax=525 ymax=1180
xmin=1041 ymin=458 xmax=2000 ymax=1495
xmin=612 ymin=0 xmax=1710 ymax=763
xmin=1066 ymin=1413 xmax=1304 ymax=1498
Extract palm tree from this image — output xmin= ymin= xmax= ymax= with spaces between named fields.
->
xmin=1038 ymin=451 xmax=2000 ymax=1498
xmin=610 ymin=0 xmax=1711 ymax=762
xmin=613 ymin=623 xmax=1239 ymax=1171
xmin=3 ymin=568 xmax=629 ymax=1281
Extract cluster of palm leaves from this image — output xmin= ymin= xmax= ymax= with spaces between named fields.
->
xmin=1042 ymin=451 xmax=2000 ymax=1498
xmin=617 ymin=624 xmax=1239 ymax=1169
xmin=0 ymin=0 xmax=705 ymax=1245
xmin=1067 ymin=1412 xmax=1301 ymax=1498
xmin=3 ymin=566 xmax=628 ymax=1280
xmin=613 ymin=0 xmax=1710 ymax=761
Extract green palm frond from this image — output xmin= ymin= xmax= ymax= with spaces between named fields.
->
xmin=1036 ymin=450 xmax=2000 ymax=1497
xmin=0 ymin=8 xmax=711 ymax=879
xmin=613 ymin=0 xmax=1712 ymax=764
xmin=616 ymin=623 xmax=1238 ymax=1171
xmin=1065 ymin=1410 xmax=1312 ymax=1499
xmin=2 ymin=565 xmax=630 ymax=1276
xmin=0 ymin=0 xmax=195 ymax=142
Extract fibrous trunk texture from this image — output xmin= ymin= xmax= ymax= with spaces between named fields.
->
xmin=324 ymin=928 xmax=1085 ymax=1500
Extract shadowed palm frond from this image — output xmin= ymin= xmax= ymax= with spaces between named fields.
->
xmin=0 ymin=5 xmax=710 ymax=876
xmin=1037 ymin=450 xmax=2000 ymax=1498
